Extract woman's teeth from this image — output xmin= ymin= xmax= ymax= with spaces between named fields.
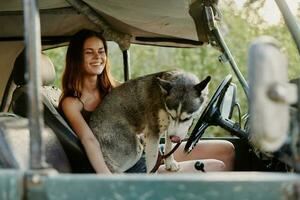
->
xmin=91 ymin=63 xmax=101 ymax=66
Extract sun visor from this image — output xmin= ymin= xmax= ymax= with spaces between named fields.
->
xmin=189 ymin=0 xmax=221 ymax=44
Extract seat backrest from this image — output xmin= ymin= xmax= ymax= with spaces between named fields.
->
xmin=11 ymin=51 xmax=94 ymax=173
xmin=0 ymin=112 xmax=71 ymax=173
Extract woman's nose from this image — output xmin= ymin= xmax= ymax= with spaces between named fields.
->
xmin=94 ymin=52 xmax=101 ymax=58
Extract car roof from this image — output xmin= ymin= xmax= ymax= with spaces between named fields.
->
xmin=0 ymin=0 xmax=220 ymax=47
xmin=0 ymin=0 xmax=220 ymax=104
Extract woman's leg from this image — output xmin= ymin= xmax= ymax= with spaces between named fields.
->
xmin=173 ymin=140 xmax=235 ymax=171
xmin=157 ymin=159 xmax=225 ymax=173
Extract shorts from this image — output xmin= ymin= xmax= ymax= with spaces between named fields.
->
xmin=124 ymin=153 xmax=147 ymax=173
xmin=124 ymin=144 xmax=165 ymax=173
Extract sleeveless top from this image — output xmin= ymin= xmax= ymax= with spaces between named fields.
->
xmin=78 ymin=98 xmax=93 ymax=122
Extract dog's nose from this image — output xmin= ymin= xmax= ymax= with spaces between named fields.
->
xmin=169 ymin=135 xmax=181 ymax=143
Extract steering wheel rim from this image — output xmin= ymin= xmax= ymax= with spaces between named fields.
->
xmin=184 ymin=75 xmax=233 ymax=153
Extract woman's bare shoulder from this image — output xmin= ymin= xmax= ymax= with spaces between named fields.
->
xmin=61 ymin=96 xmax=81 ymax=111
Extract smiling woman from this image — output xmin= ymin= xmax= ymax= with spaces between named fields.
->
xmin=59 ymin=29 xmax=119 ymax=174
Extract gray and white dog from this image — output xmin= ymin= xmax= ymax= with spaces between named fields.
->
xmin=89 ymin=70 xmax=211 ymax=173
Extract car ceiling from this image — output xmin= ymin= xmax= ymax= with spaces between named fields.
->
xmin=0 ymin=0 xmax=219 ymax=106
xmin=0 ymin=0 xmax=221 ymax=47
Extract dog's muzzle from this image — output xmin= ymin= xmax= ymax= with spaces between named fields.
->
xmin=169 ymin=135 xmax=181 ymax=143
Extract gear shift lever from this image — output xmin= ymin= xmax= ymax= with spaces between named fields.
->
xmin=194 ymin=161 xmax=205 ymax=172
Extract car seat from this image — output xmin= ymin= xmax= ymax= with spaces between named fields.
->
xmin=11 ymin=51 xmax=94 ymax=173
xmin=0 ymin=112 xmax=70 ymax=172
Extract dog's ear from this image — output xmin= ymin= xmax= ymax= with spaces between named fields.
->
xmin=194 ymin=76 xmax=211 ymax=95
xmin=157 ymin=77 xmax=172 ymax=95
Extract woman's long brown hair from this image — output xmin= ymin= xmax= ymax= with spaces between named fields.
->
xmin=59 ymin=29 xmax=117 ymax=109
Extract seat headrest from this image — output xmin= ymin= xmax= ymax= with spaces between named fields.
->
xmin=13 ymin=51 xmax=56 ymax=86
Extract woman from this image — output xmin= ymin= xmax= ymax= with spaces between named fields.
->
xmin=59 ymin=29 xmax=235 ymax=174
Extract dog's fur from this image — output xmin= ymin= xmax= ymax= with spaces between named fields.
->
xmin=89 ymin=70 xmax=210 ymax=173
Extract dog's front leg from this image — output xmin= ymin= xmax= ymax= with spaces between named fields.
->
xmin=144 ymin=133 xmax=160 ymax=173
xmin=164 ymin=134 xmax=180 ymax=172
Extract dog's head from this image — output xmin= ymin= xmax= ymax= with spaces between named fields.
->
xmin=157 ymin=71 xmax=211 ymax=143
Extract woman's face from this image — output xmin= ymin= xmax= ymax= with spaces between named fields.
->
xmin=82 ymin=36 xmax=107 ymax=76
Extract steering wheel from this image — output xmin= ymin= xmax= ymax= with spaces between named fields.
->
xmin=184 ymin=75 xmax=233 ymax=153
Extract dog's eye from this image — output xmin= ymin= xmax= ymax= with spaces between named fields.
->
xmin=169 ymin=114 xmax=176 ymax=120
xmin=180 ymin=116 xmax=192 ymax=122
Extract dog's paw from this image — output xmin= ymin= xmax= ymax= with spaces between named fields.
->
xmin=165 ymin=160 xmax=180 ymax=172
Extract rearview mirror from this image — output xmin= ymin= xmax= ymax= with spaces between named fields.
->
xmin=248 ymin=36 xmax=297 ymax=152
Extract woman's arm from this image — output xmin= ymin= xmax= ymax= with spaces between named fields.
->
xmin=61 ymin=97 xmax=111 ymax=174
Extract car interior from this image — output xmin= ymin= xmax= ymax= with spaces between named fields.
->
xmin=0 ymin=0 xmax=296 ymax=175
xmin=0 ymin=46 xmax=285 ymax=174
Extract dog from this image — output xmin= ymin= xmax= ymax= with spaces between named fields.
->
xmin=89 ymin=70 xmax=210 ymax=173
